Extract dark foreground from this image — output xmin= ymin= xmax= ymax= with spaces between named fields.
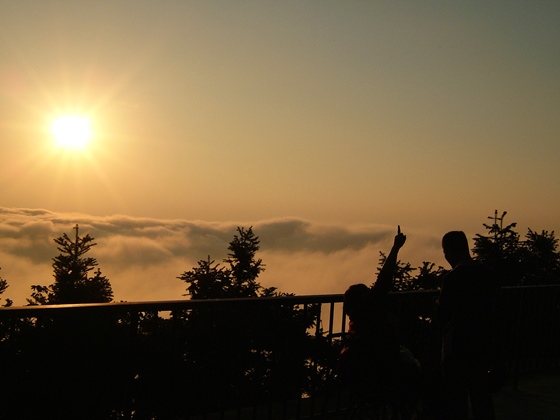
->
xmin=494 ymin=368 xmax=560 ymax=420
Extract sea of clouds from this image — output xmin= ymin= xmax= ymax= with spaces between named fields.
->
xmin=0 ymin=207 xmax=445 ymax=306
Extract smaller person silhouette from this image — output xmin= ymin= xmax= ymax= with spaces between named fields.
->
xmin=338 ymin=226 xmax=406 ymax=396
xmin=436 ymin=231 xmax=500 ymax=420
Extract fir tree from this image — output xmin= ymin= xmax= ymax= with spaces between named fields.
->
xmin=224 ymin=226 xmax=265 ymax=297
xmin=28 ymin=225 xmax=113 ymax=304
xmin=179 ymin=226 xmax=267 ymax=299
xmin=473 ymin=210 xmax=522 ymax=286
xmin=519 ymin=229 xmax=560 ymax=285
xmin=0 ymin=268 xmax=12 ymax=307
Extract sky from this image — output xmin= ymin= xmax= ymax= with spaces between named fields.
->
xmin=1 ymin=1 xmax=559 ymax=306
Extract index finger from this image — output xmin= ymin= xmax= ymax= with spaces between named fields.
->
xmin=398 ymin=225 xmax=401 ymax=234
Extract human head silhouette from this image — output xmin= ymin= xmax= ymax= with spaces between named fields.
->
xmin=442 ymin=230 xmax=471 ymax=268
xmin=343 ymin=283 xmax=369 ymax=319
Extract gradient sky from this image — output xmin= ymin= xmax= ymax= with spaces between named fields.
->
xmin=1 ymin=2 xmax=559 ymax=305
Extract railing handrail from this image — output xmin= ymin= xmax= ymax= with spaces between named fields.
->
xmin=0 ymin=293 xmax=346 ymax=317
xmin=2 ymin=284 xmax=559 ymax=317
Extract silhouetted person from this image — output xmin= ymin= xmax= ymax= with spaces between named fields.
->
xmin=436 ymin=231 xmax=500 ymax=420
xmin=338 ymin=226 xmax=407 ymax=396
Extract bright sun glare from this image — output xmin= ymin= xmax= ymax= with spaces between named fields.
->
xmin=51 ymin=116 xmax=92 ymax=148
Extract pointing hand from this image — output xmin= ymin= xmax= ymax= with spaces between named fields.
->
xmin=393 ymin=225 xmax=407 ymax=249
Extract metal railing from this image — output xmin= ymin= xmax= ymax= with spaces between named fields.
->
xmin=0 ymin=286 xmax=558 ymax=419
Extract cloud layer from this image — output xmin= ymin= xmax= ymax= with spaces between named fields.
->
xmin=0 ymin=207 xmax=445 ymax=306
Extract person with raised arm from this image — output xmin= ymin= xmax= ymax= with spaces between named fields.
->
xmin=338 ymin=226 xmax=407 ymax=392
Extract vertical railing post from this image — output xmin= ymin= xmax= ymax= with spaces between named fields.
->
xmin=512 ymin=288 xmax=524 ymax=390
xmin=124 ymin=310 xmax=140 ymax=419
xmin=328 ymin=302 xmax=335 ymax=342
xmin=314 ymin=303 xmax=322 ymax=338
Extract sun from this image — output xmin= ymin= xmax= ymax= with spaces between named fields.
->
xmin=51 ymin=115 xmax=92 ymax=148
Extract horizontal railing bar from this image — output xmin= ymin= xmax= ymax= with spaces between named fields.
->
xmin=2 ymin=285 xmax=558 ymax=318
xmin=0 ymin=294 xmax=346 ymax=317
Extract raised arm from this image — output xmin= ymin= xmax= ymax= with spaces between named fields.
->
xmin=374 ymin=225 xmax=407 ymax=294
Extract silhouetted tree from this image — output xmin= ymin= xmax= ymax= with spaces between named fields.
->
xmin=28 ymin=225 xmax=113 ymax=304
xmin=393 ymin=210 xmax=560 ymax=288
xmin=173 ymin=227 xmax=321 ymax=414
xmin=179 ymin=226 xmax=270 ymax=299
xmin=225 ymin=226 xmax=266 ymax=297
xmin=0 ymin=270 xmax=7 ymax=296
xmin=11 ymin=227 xmax=122 ymax=418
xmin=415 ymin=261 xmax=447 ymax=290
xmin=0 ymin=268 xmax=12 ymax=307
xmin=362 ymin=211 xmax=560 ymax=292
xmin=518 ymin=229 xmax=560 ymax=285
xmin=473 ymin=210 xmax=522 ymax=286
xmin=180 ymin=256 xmax=231 ymax=299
